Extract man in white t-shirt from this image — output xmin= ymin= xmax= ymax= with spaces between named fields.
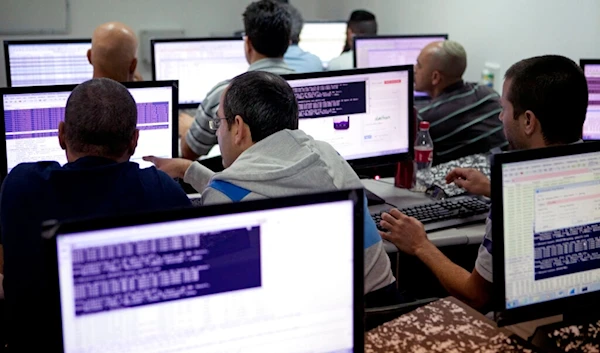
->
xmin=327 ymin=10 xmax=377 ymax=71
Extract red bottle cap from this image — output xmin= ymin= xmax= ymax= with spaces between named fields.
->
xmin=419 ymin=121 xmax=430 ymax=130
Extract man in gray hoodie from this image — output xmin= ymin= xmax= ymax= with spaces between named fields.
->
xmin=145 ymin=71 xmax=398 ymax=306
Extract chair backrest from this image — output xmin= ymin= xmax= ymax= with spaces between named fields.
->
xmin=365 ymin=297 xmax=439 ymax=331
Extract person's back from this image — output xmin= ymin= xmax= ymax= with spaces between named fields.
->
xmin=417 ymin=82 xmax=506 ymax=164
xmin=414 ymin=40 xmax=506 ymax=165
xmin=0 ymin=78 xmax=190 ymax=350
xmin=328 ymin=10 xmax=377 ymax=71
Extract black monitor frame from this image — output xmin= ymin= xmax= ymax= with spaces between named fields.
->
xmin=0 ymin=80 xmax=179 ymax=181
xmin=150 ymin=37 xmax=245 ymax=110
xmin=3 ymin=39 xmax=92 ymax=88
xmin=43 ymin=189 xmax=365 ymax=352
xmin=281 ymin=65 xmax=415 ymax=170
xmin=491 ymin=141 xmax=600 ymax=327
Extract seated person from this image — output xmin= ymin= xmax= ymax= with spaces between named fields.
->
xmin=180 ymin=0 xmax=295 ymax=160
xmin=283 ymin=4 xmax=323 ymax=73
xmin=0 ymin=78 xmax=191 ymax=350
xmin=88 ymin=22 xmax=139 ymax=82
xmin=415 ymin=40 xmax=507 ymax=165
xmin=379 ymin=55 xmax=587 ymax=311
xmin=145 ymin=71 xmax=398 ymax=306
xmin=328 ymin=10 xmax=377 ymax=71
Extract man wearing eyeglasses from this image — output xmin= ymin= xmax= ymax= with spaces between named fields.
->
xmin=179 ymin=0 xmax=295 ymax=161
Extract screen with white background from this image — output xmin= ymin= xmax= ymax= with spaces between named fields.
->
xmin=2 ymin=86 xmax=173 ymax=171
xmin=501 ymin=151 xmax=600 ymax=310
xmin=56 ymin=200 xmax=355 ymax=353
xmin=7 ymin=42 xmax=93 ymax=87
xmin=583 ymin=64 xmax=600 ymax=140
xmin=153 ymin=40 xmax=248 ymax=105
xmin=298 ymin=22 xmax=347 ymax=68
xmin=287 ymin=70 xmax=410 ymax=161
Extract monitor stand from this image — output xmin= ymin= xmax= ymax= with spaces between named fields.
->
xmin=365 ymin=188 xmax=386 ymax=206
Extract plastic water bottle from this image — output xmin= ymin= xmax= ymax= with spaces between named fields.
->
xmin=413 ymin=121 xmax=434 ymax=192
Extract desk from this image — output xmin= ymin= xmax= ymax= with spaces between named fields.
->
xmin=362 ymin=178 xmax=486 ymax=250
xmin=365 ymin=297 xmax=539 ymax=352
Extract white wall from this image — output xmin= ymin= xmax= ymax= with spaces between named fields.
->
xmin=0 ymin=0 xmax=327 ymax=87
xmin=321 ymin=0 xmax=600 ymax=92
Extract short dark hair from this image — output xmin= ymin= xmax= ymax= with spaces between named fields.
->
xmin=243 ymin=0 xmax=291 ymax=58
xmin=64 ymin=78 xmax=137 ymax=158
xmin=505 ymin=55 xmax=587 ymax=145
xmin=223 ymin=71 xmax=298 ymax=142
xmin=348 ymin=10 xmax=378 ymax=35
xmin=285 ymin=4 xmax=303 ymax=45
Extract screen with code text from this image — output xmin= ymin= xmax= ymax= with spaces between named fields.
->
xmin=57 ymin=200 xmax=355 ymax=353
xmin=2 ymin=86 xmax=174 ymax=171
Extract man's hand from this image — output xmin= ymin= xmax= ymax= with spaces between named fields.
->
xmin=378 ymin=209 xmax=431 ymax=256
xmin=179 ymin=112 xmax=194 ymax=137
xmin=143 ymin=156 xmax=192 ymax=179
xmin=445 ymin=168 xmax=491 ymax=198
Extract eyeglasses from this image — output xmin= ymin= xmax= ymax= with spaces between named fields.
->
xmin=209 ymin=117 xmax=227 ymax=131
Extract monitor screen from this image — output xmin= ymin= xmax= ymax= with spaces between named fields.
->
xmin=298 ymin=22 xmax=347 ymax=68
xmin=152 ymin=38 xmax=248 ymax=107
xmin=5 ymin=40 xmax=92 ymax=87
xmin=354 ymin=35 xmax=448 ymax=98
xmin=55 ymin=198 xmax=356 ymax=352
xmin=499 ymin=149 xmax=600 ymax=312
xmin=582 ymin=63 xmax=600 ymax=140
xmin=284 ymin=67 xmax=412 ymax=164
xmin=1 ymin=83 xmax=175 ymax=174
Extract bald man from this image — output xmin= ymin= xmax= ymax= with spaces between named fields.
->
xmin=88 ymin=22 xmax=139 ymax=82
xmin=415 ymin=40 xmax=506 ymax=165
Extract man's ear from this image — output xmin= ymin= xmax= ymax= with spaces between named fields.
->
xmin=523 ymin=110 xmax=538 ymax=137
xmin=87 ymin=49 xmax=92 ymax=65
xmin=130 ymin=57 xmax=137 ymax=75
xmin=129 ymin=129 xmax=140 ymax=156
xmin=233 ymin=115 xmax=249 ymax=145
xmin=431 ymin=70 xmax=442 ymax=86
xmin=58 ymin=121 xmax=67 ymax=150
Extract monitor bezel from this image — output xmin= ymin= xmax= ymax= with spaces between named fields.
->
xmin=579 ymin=59 xmax=600 ymax=141
xmin=3 ymin=39 xmax=92 ymax=88
xmin=43 ymin=189 xmax=365 ymax=352
xmin=491 ymin=141 xmax=600 ymax=326
xmin=150 ymin=36 xmax=246 ymax=110
xmin=0 ymin=80 xmax=180 ymax=181
xmin=281 ymin=65 xmax=415 ymax=169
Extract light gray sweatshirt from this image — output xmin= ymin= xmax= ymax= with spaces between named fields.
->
xmin=183 ymin=129 xmax=395 ymax=294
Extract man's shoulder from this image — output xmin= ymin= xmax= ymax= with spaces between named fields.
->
xmin=203 ymin=79 xmax=230 ymax=104
xmin=5 ymin=161 xmax=61 ymax=183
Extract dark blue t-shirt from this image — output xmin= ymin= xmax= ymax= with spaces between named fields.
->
xmin=0 ymin=156 xmax=191 ymax=349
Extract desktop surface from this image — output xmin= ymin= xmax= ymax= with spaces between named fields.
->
xmin=283 ymin=66 xmax=413 ymax=168
xmin=354 ymin=35 xmax=448 ymax=98
xmin=493 ymin=143 xmax=600 ymax=326
xmin=52 ymin=192 xmax=360 ymax=353
xmin=1 ymin=83 xmax=176 ymax=176
xmin=298 ymin=22 xmax=347 ymax=68
xmin=152 ymin=38 xmax=248 ymax=107
xmin=581 ymin=61 xmax=600 ymax=140
xmin=4 ymin=40 xmax=92 ymax=87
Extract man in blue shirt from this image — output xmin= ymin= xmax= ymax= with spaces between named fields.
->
xmin=0 ymin=78 xmax=191 ymax=350
xmin=283 ymin=4 xmax=323 ymax=73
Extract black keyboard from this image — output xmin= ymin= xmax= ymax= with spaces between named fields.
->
xmin=371 ymin=195 xmax=490 ymax=233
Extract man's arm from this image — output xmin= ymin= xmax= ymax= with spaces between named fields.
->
xmin=379 ymin=209 xmax=492 ymax=310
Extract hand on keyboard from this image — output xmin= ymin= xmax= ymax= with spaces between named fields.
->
xmin=377 ymin=209 xmax=428 ymax=256
xmin=445 ymin=168 xmax=491 ymax=198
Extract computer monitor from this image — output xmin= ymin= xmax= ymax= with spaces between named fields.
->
xmin=0 ymin=81 xmax=178 ymax=179
xmin=4 ymin=39 xmax=93 ymax=87
xmin=354 ymin=34 xmax=448 ymax=98
xmin=46 ymin=190 xmax=363 ymax=353
xmin=491 ymin=142 xmax=600 ymax=326
xmin=151 ymin=37 xmax=248 ymax=109
xmin=579 ymin=59 xmax=600 ymax=140
xmin=298 ymin=21 xmax=348 ymax=69
xmin=282 ymin=66 xmax=414 ymax=169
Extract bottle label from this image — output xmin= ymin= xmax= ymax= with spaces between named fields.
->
xmin=414 ymin=148 xmax=433 ymax=163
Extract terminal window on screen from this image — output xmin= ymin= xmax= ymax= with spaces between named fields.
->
xmin=288 ymin=71 xmax=410 ymax=161
xmin=3 ymin=88 xmax=173 ymax=171
xmin=501 ymin=152 xmax=600 ymax=310
xmin=583 ymin=64 xmax=600 ymax=140
xmin=57 ymin=201 xmax=355 ymax=353
xmin=8 ymin=43 xmax=93 ymax=87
